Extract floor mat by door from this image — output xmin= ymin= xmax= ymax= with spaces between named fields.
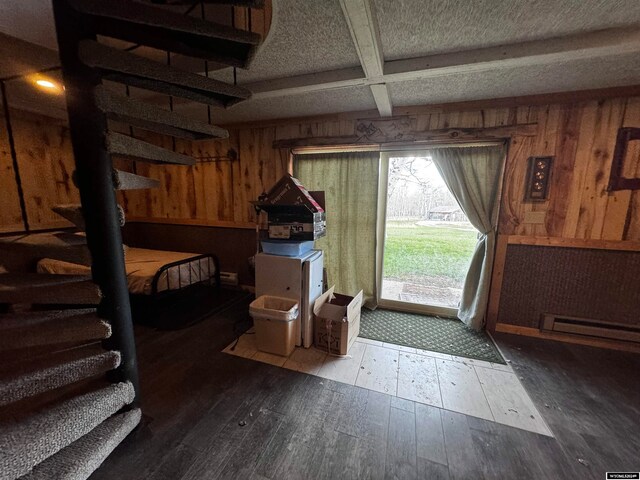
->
xmin=359 ymin=309 xmax=505 ymax=364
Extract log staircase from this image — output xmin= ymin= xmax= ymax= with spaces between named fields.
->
xmin=0 ymin=1 xmax=264 ymax=478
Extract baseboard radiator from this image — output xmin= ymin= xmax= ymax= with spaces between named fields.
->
xmin=219 ymin=271 xmax=239 ymax=286
xmin=541 ymin=314 xmax=640 ymax=343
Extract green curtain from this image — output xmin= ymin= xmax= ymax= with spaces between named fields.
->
xmin=294 ymin=151 xmax=380 ymax=306
xmin=430 ymin=145 xmax=505 ymax=331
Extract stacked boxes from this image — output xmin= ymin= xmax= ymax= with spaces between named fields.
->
xmin=253 ymin=175 xmax=326 ymax=242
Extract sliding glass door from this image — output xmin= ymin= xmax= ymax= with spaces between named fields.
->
xmin=377 ymin=151 xmax=477 ymax=316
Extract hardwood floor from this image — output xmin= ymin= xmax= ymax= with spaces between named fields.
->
xmin=90 ymin=303 xmax=640 ymax=479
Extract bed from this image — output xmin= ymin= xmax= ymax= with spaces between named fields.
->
xmin=38 ymin=247 xmax=220 ymax=296
xmin=37 ymin=247 xmax=221 ymax=326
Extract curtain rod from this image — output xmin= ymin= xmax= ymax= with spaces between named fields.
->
xmin=292 ymin=140 xmax=505 ymax=155
xmin=291 ymin=145 xmax=379 ymax=155
xmin=380 ymin=141 xmax=505 ymax=152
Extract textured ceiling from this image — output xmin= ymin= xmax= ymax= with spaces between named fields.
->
xmin=234 ymin=0 xmax=360 ymax=82
xmin=388 ymin=52 xmax=640 ymax=106
xmin=0 ymin=0 xmax=56 ymax=50
xmin=0 ymin=32 xmax=59 ymax=79
xmin=374 ymin=0 xmax=640 ymax=60
xmin=0 ymin=0 xmax=639 ymax=123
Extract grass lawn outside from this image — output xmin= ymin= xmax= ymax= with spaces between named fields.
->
xmin=382 ymin=220 xmax=478 ymax=287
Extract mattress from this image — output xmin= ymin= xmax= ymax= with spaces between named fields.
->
xmin=37 ymin=247 xmax=216 ymax=295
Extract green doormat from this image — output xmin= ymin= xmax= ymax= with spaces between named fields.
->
xmin=359 ymin=309 xmax=505 ymax=364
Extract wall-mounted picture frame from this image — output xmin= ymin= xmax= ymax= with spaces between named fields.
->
xmin=607 ymin=127 xmax=640 ymax=192
xmin=524 ymin=156 xmax=553 ymax=202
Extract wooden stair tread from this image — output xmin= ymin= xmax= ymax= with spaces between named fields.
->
xmin=112 ymin=170 xmax=160 ymax=191
xmin=107 ymin=132 xmax=196 ymax=166
xmin=79 ymin=40 xmax=251 ymax=108
xmin=95 ymin=86 xmax=228 ymax=140
xmin=0 ymin=382 xmax=135 ymax=480
xmin=69 ymin=0 xmax=261 ymax=68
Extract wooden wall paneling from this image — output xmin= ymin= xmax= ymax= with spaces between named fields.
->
xmin=622 ymin=134 xmax=640 ymax=240
xmin=120 ymin=130 xmax=197 ymax=220
xmin=580 ymin=98 xmax=627 ymax=239
xmin=274 ymin=122 xmax=302 ymax=143
xmin=11 ymin=111 xmax=78 ymax=230
xmin=123 ymin=160 xmax=156 ymax=218
xmin=486 ymin=233 xmax=509 ymax=332
xmin=259 ymin=127 xmax=278 ymax=194
xmin=602 ymin=97 xmax=640 ymax=241
xmin=115 ymin=139 xmax=152 ymax=219
xmin=191 ymin=137 xmax=236 ymax=222
xmin=167 ymin=137 xmax=196 ymax=219
xmin=414 ymin=113 xmax=432 ymax=131
xmin=498 ymin=135 xmax=537 ymax=235
xmin=530 ymin=104 xmax=560 ymax=236
xmin=624 ymin=136 xmax=640 ymax=240
xmin=562 ymin=100 xmax=600 ymax=238
xmin=515 ymin=105 xmax=536 ymax=124
xmin=234 ymin=1 xmax=271 ymax=38
xmin=234 ymin=129 xmax=256 ymax=224
xmin=480 ymin=107 xmax=511 ymax=128
xmin=0 ymin=111 xmax=24 ymax=232
xmin=545 ymin=104 xmax=582 ymax=237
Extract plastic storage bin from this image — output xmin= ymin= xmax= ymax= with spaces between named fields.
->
xmin=249 ymin=296 xmax=299 ymax=356
xmin=261 ymin=239 xmax=314 ymax=257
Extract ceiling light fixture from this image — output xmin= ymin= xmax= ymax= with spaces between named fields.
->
xmin=36 ymin=79 xmax=56 ymax=88
xmin=30 ymin=75 xmax=64 ymax=94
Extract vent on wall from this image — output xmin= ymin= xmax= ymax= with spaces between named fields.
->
xmin=541 ymin=314 xmax=640 ymax=343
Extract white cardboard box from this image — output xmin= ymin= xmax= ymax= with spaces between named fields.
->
xmin=313 ymin=286 xmax=363 ymax=355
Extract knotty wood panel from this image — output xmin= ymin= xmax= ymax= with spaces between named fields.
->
xmin=498 ymin=97 xmax=640 ymax=241
xmin=9 ymin=110 xmax=77 ymax=231
xmin=0 ymin=111 xmax=24 ymax=232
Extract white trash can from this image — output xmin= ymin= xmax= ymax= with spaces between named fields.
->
xmin=249 ymin=296 xmax=299 ymax=357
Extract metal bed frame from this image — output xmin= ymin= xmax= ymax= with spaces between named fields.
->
xmin=149 ymin=253 xmax=221 ymax=297
xmin=130 ymin=253 xmax=222 ymax=327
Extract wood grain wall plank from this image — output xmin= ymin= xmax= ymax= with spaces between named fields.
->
xmin=0 ymin=111 xmax=24 ymax=231
xmin=10 ymin=111 xmax=78 ymax=230
xmin=546 ymin=104 xmax=582 ymax=237
xmin=579 ymin=99 xmax=626 ymax=239
xmin=531 ymin=104 xmax=561 ymax=236
xmin=562 ymin=100 xmax=599 ymax=238
xmin=602 ymin=98 xmax=640 ymax=240
xmin=498 ymin=135 xmax=535 ymax=235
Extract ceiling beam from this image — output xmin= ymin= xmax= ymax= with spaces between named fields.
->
xmin=339 ymin=0 xmax=392 ymax=116
xmin=383 ymin=27 xmax=640 ymax=83
xmin=369 ymin=83 xmax=392 ymax=116
xmin=339 ymin=0 xmax=383 ymax=78
xmin=246 ymin=27 xmax=640 ymax=101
